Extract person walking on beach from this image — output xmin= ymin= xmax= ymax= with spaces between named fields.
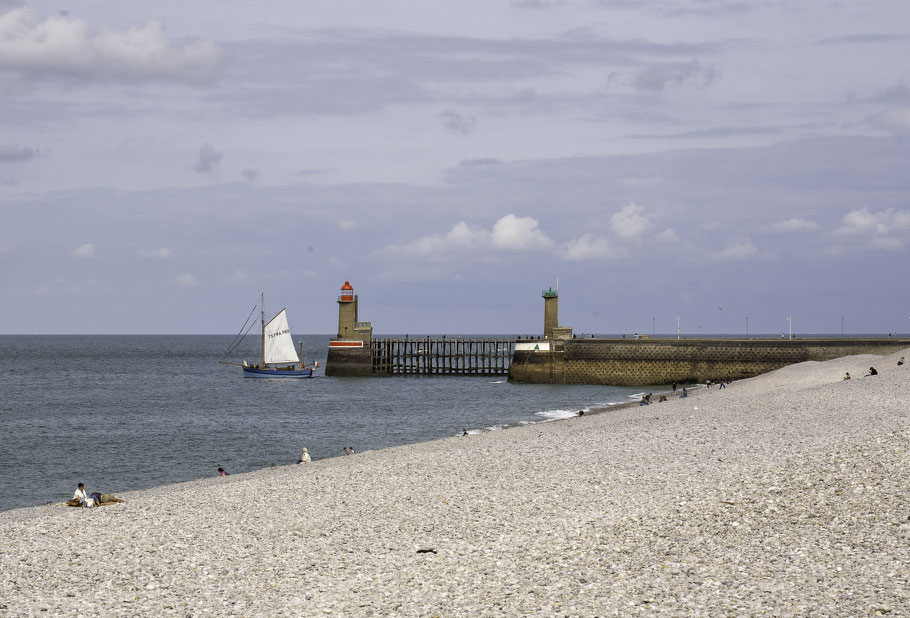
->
xmin=719 ymin=379 xmax=726 ymax=389
xmin=297 ymin=448 xmax=311 ymax=464
xmin=680 ymin=388 xmax=688 ymax=398
xmin=672 ymin=382 xmax=677 ymax=392
xmin=218 ymin=467 xmax=229 ymax=476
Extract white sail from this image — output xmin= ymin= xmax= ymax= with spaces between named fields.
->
xmin=263 ymin=309 xmax=300 ymax=364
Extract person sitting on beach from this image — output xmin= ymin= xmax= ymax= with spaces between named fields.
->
xmin=218 ymin=467 xmax=229 ymax=476
xmin=73 ymin=483 xmax=95 ymax=507
xmin=680 ymin=388 xmax=688 ymax=398
xmin=639 ymin=396 xmax=649 ymax=406
xmin=297 ymin=448 xmax=311 ymax=464
xmin=898 ymin=356 xmax=905 ymax=366
xmin=658 ymin=395 xmax=668 ymax=402
xmin=843 ymin=372 xmax=851 ymax=380
xmin=865 ymin=367 xmax=878 ymax=376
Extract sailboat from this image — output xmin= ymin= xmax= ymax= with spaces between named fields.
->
xmin=222 ymin=293 xmax=318 ymax=378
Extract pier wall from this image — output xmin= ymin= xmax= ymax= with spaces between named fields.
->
xmin=509 ymin=338 xmax=910 ymax=386
xmin=324 ymin=343 xmax=372 ymax=377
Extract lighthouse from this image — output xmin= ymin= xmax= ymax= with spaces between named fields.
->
xmin=326 ymin=281 xmax=373 ymax=376
xmin=542 ymin=286 xmax=573 ymax=340
xmin=334 ymin=281 xmax=372 ymax=342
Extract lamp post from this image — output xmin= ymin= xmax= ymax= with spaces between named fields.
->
xmin=787 ymin=316 xmax=792 ymax=340
xmin=676 ymin=316 xmax=680 ymax=340
xmin=841 ymin=316 xmax=844 ymax=336
xmin=652 ymin=317 xmax=655 ymax=337
xmin=745 ymin=316 xmax=749 ymax=336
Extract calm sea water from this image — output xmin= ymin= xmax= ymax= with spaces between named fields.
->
xmin=0 ymin=335 xmax=649 ymax=511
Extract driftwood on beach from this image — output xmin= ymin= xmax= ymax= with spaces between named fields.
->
xmin=2 ymin=348 xmax=909 ymax=615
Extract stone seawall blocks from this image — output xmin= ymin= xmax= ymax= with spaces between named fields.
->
xmin=509 ymin=338 xmax=909 ymax=386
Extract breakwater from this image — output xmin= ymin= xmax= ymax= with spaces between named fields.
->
xmin=508 ymin=337 xmax=910 ymax=386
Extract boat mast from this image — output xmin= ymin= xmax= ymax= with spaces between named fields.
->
xmin=260 ymin=291 xmax=265 ymax=366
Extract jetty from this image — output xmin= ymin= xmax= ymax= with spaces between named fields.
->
xmin=325 ymin=281 xmax=910 ymax=383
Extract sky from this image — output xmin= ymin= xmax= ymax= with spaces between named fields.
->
xmin=2 ymin=0 xmax=909 ymax=335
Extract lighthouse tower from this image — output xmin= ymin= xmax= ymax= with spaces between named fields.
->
xmin=326 ymin=281 xmax=373 ymax=377
xmin=542 ymin=286 xmax=573 ymax=340
xmin=335 ymin=281 xmax=372 ymax=342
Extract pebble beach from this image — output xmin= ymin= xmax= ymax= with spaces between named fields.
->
xmin=2 ymin=349 xmax=908 ymax=616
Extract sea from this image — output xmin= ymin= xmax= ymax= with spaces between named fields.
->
xmin=0 ymin=335 xmax=651 ymax=512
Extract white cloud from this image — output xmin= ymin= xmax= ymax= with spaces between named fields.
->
xmin=73 ymin=243 xmax=94 ymax=257
xmin=767 ymin=218 xmax=820 ymax=232
xmin=490 ymin=214 xmax=553 ymax=251
xmin=610 ymin=203 xmax=651 ymax=239
xmin=870 ymin=236 xmax=903 ymax=251
xmin=655 ymin=228 xmax=679 ymax=243
xmin=378 ymin=214 xmax=552 ymax=260
xmin=137 ymin=248 xmax=172 ymax=259
xmin=0 ymin=6 xmax=220 ymax=82
xmin=338 ymin=218 xmax=356 ymax=230
xmin=868 ymin=108 xmax=910 ymax=138
xmin=175 ymin=273 xmax=198 ymax=286
xmin=714 ymin=239 xmax=757 ymax=261
xmin=562 ymin=234 xmax=621 ymax=261
xmin=833 ymin=207 xmax=910 ymax=235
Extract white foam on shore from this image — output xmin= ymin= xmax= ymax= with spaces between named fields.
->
xmin=535 ymin=408 xmax=581 ymax=421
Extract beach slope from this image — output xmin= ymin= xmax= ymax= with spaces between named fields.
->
xmin=2 ymin=350 xmax=909 ymax=616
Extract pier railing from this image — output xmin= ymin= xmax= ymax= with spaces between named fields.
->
xmin=371 ymin=337 xmax=513 ymax=375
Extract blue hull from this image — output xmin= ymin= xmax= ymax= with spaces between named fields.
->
xmin=242 ymin=366 xmax=314 ymax=378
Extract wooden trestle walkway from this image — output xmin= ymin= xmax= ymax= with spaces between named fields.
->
xmin=371 ymin=337 xmax=513 ymax=375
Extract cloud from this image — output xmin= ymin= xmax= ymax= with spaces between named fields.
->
xmin=441 ymin=110 xmax=477 ymax=134
xmin=192 ymin=143 xmax=222 ymax=174
xmin=137 ymin=248 xmax=172 ymax=259
xmin=628 ymin=59 xmax=719 ymax=92
xmin=241 ymin=168 xmax=259 ymax=182
xmin=73 ymin=243 xmax=94 ymax=257
xmin=0 ymin=145 xmax=38 ymax=163
xmin=767 ymin=218 xmax=820 ymax=232
xmin=459 ymin=157 xmax=503 ymax=167
xmin=0 ymin=5 xmax=220 ymax=82
xmin=833 ymin=207 xmax=910 ymax=235
xmin=610 ymin=203 xmax=651 ymax=238
xmin=655 ymin=228 xmax=679 ymax=243
xmin=228 ymin=269 xmax=251 ymax=285
xmin=714 ymin=239 xmax=757 ymax=261
xmin=868 ymin=108 xmax=910 ymax=138
xmin=175 ymin=273 xmax=198 ymax=286
xmin=491 ymin=214 xmax=553 ymax=251
xmin=338 ymin=218 xmax=356 ymax=230
xmin=562 ymin=234 xmax=622 ymax=261
xmin=378 ymin=214 xmax=552 ymax=260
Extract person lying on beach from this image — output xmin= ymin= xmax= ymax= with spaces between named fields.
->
xmin=67 ymin=484 xmax=124 ymax=507
xmin=297 ymin=448 xmax=311 ymax=464
xmin=658 ymin=395 xmax=668 ymax=402
xmin=218 ymin=467 xmax=229 ymax=476
xmin=865 ymin=367 xmax=878 ymax=376
xmin=899 ymin=357 xmax=905 ymax=366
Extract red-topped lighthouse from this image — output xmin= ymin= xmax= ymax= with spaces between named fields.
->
xmin=327 ymin=281 xmax=373 ymax=376
xmin=339 ymin=281 xmax=354 ymax=303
